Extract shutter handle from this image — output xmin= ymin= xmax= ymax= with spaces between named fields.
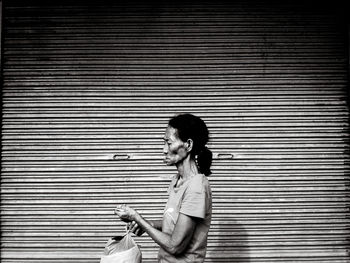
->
xmin=113 ymin=154 xmax=130 ymax=160
xmin=215 ymin=153 xmax=234 ymax=159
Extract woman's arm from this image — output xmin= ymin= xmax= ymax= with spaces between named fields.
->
xmin=150 ymin=219 xmax=163 ymax=230
xmin=115 ymin=205 xmax=197 ymax=255
xmin=135 ymin=212 xmax=196 ymax=255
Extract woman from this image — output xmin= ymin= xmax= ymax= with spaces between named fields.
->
xmin=114 ymin=113 xmax=213 ymax=262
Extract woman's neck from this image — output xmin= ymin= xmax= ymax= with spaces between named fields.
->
xmin=176 ymin=155 xmax=199 ymax=180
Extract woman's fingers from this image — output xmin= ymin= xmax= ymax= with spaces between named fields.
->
xmin=129 ymin=221 xmax=138 ymax=232
xmin=114 ymin=205 xmax=132 ymax=222
xmin=114 ymin=204 xmax=126 ymax=213
xmin=128 ymin=221 xmax=144 ymax=236
xmin=114 ymin=205 xmax=138 ymax=224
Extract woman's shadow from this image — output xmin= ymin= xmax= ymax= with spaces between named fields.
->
xmin=206 ymin=219 xmax=250 ymax=262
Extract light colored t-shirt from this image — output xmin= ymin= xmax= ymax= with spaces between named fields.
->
xmin=158 ymin=173 xmax=212 ymax=263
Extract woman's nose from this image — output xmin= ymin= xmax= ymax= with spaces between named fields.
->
xmin=163 ymin=143 xmax=168 ymax=154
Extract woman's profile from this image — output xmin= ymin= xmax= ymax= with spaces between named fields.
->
xmin=114 ymin=113 xmax=213 ymax=262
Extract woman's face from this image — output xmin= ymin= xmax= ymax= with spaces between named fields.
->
xmin=163 ymin=126 xmax=188 ymax=166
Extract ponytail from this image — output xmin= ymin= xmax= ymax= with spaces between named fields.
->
xmin=196 ymin=146 xmax=212 ymax=176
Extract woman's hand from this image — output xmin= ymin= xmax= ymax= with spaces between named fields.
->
xmin=114 ymin=204 xmax=138 ymax=223
xmin=127 ymin=221 xmax=145 ymax=236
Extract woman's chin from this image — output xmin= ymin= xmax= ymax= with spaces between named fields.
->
xmin=163 ymin=159 xmax=173 ymax=166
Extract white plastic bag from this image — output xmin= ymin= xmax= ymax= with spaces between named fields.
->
xmin=100 ymin=232 xmax=142 ymax=263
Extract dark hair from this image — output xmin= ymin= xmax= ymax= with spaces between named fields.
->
xmin=168 ymin=113 xmax=212 ymax=176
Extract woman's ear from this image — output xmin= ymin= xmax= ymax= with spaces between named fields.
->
xmin=185 ymin=139 xmax=194 ymax=152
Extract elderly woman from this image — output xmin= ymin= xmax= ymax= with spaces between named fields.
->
xmin=115 ymin=113 xmax=213 ymax=262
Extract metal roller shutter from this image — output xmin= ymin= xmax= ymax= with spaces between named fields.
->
xmin=1 ymin=1 xmax=349 ymax=262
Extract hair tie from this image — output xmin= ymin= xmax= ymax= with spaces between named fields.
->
xmin=195 ymin=154 xmax=199 ymax=168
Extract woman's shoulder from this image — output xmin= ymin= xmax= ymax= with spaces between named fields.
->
xmin=187 ymin=174 xmax=209 ymax=193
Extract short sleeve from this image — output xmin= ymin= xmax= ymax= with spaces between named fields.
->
xmin=179 ymin=175 xmax=209 ymax=219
